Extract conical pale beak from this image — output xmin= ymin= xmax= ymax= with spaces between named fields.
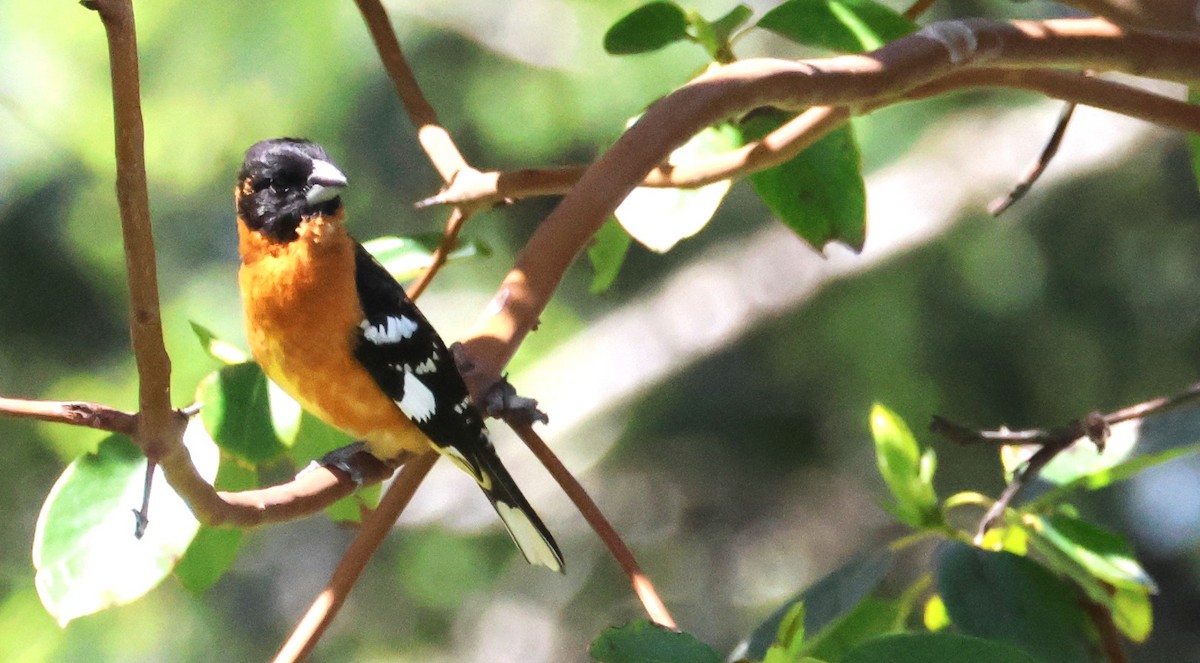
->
xmin=306 ymin=159 xmax=348 ymax=205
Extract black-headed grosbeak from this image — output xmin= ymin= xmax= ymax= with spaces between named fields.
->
xmin=235 ymin=138 xmax=563 ymax=572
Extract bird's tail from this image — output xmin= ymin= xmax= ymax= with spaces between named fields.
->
xmin=468 ymin=445 xmax=564 ymax=573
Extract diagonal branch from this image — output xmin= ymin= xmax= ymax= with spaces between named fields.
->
xmin=455 ymin=18 xmax=1200 ymax=399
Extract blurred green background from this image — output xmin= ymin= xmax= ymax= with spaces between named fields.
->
xmin=2 ymin=0 xmax=1199 ymax=660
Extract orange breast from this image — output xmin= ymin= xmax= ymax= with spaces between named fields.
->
xmin=237 ymin=214 xmax=427 ymax=461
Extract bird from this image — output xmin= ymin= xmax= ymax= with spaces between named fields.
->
xmin=234 ymin=137 xmax=563 ymax=572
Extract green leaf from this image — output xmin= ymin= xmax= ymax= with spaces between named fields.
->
xmin=590 ymin=620 xmax=721 ymax=663
xmin=804 ymin=598 xmax=904 ymax=661
xmin=615 ymin=122 xmax=740 ymax=252
xmin=32 ymin=420 xmax=219 ymax=625
xmin=1032 ymin=513 xmax=1157 ymax=593
xmin=937 ymin=543 xmax=1094 ymax=663
xmin=1028 ymin=441 xmax=1200 ymax=510
xmin=762 ymin=603 xmax=806 ymax=663
xmin=589 ymin=218 xmax=633 ymax=294
xmin=841 ymin=633 xmax=1038 ymax=663
xmin=1112 ymin=586 xmax=1153 ymax=643
xmin=173 ymin=456 xmax=257 ymax=594
xmin=740 ymin=112 xmax=866 ymax=251
xmin=1002 ymin=419 xmax=1139 ymax=486
xmin=198 ymin=362 xmax=293 ymax=464
xmin=733 ymin=549 xmax=893 ymax=661
xmin=869 ymin=404 xmax=939 ymax=528
xmin=189 ymin=320 xmax=248 ymax=365
xmin=685 ymin=5 xmax=752 ymax=63
xmin=603 ymin=2 xmax=689 ymax=55
xmin=361 ymin=233 xmax=491 ymax=283
xmin=757 ymin=0 xmax=917 ymax=53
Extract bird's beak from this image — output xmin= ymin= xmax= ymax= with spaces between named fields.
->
xmin=306 ymin=159 xmax=348 ymax=205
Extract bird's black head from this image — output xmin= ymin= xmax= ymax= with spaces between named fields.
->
xmin=236 ymin=138 xmax=349 ymax=242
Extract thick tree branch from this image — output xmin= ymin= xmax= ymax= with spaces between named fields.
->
xmin=455 ymin=18 xmax=1200 ymax=398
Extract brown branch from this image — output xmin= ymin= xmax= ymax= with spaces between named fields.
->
xmin=84 ymin=0 xmax=175 ymax=461
xmin=508 ymin=420 xmax=676 ymax=628
xmin=0 ymin=397 xmax=136 ymax=434
xmin=456 ymin=18 xmax=1200 ymax=399
xmin=421 ymin=67 xmax=1199 ymax=210
xmin=406 ymin=207 xmax=470 ymax=300
xmin=273 ymin=452 xmax=438 ymax=663
xmin=352 ymin=0 xmax=468 ymax=184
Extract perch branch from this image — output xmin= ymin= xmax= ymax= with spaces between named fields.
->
xmin=456 ymin=18 xmax=1200 ymax=399
xmin=508 ymin=420 xmax=676 ymax=628
xmin=421 ymin=66 xmax=1199 ymax=210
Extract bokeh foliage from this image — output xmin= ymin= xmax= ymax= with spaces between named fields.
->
xmin=2 ymin=0 xmax=1199 ymax=661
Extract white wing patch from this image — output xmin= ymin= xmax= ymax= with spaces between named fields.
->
xmin=361 ymin=316 xmax=418 ymax=345
xmin=414 ymin=357 xmax=437 ymax=375
xmin=395 ymin=367 xmax=437 ymax=423
xmin=496 ymin=502 xmax=563 ymax=572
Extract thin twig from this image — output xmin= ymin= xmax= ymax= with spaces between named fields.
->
xmin=352 ymin=0 xmax=468 ymax=183
xmin=272 ymin=452 xmax=438 ymax=663
xmin=406 ymin=207 xmax=469 ymax=300
xmin=989 ymin=101 xmax=1077 ymax=216
xmin=508 ymin=420 xmax=676 ymax=628
xmin=932 ymin=383 xmax=1200 ymax=539
xmin=0 ymin=397 xmax=136 ymax=434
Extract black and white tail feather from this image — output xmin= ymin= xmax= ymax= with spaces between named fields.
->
xmin=351 ymin=244 xmax=564 ymax=573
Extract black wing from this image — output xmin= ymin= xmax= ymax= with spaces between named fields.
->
xmin=351 ymin=243 xmax=564 ymax=571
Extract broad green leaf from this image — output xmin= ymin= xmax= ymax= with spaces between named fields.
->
xmin=740 ymin=113 xmax=866 ymax=251
xmin=762 ymin=602 xmax=806 ymax=663
xmin=615 ymin=122 xmax=739 ymax=252
xmin=937 ymin=543 xmax=1093 ymax=663
xmin=198 ymin=362 xmax=293 ymax=464
xmin=589 ymin=218 xmax=633 ymax=294
xmin=869 ymin=404 xmax=939 ymax=528
xmin=173 ymin=456 xmax=257 ymax=594
xmin=757 ymin=0 xmax=917 ymax=53
xmin=804 ymin=598 xmax=904 ymax=661
xmin=1030 ymin=513 xmax=1157 ymax=593
xmin=590 ymin=620 xmax=721 ymax=663
xmin=189 ymin=320 xmax=248 ymax=365
xmin=361 ymin=233 xmax=491 ymax=284
xmin=32 ymin=419 xmax=218 ymax=625
xmin=685 ymin=5 xmax=752 ymax=63
xmin=842 ymin=633 xmax=1038 ymax=663
xmin=603 ymin=2 xmax=689 ymax=55
xmin=1112 ymin=586 xmax=1153 ymax=643
xmin=733 ymin=549 xmax=893 ymax=661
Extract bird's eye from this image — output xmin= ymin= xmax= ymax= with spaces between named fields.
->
xmin=251 ymin=176 xmax=273 ymax=191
